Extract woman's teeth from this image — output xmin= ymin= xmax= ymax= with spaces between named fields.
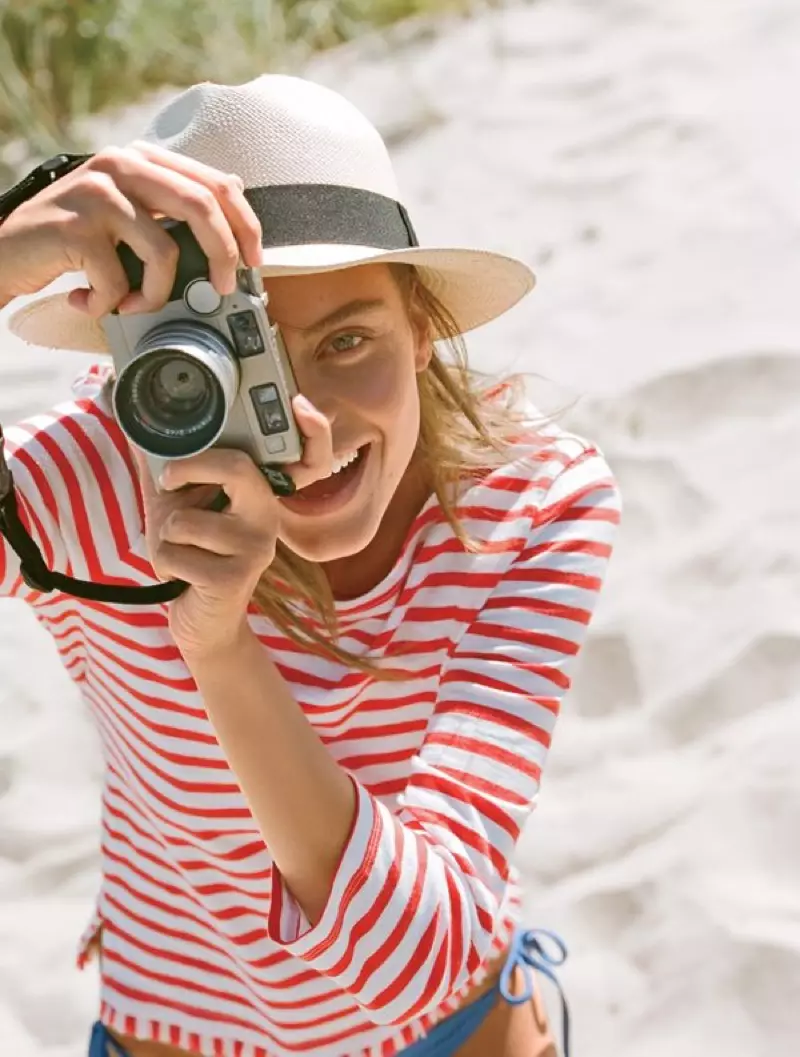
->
xmin=330 ymin=449 xmax=359 ymax=475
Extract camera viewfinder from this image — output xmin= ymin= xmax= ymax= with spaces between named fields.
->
xmin=250 ymin=384 xmax=289 ymax=436
xmin=228 ymin=310 xmax=265 ymax=357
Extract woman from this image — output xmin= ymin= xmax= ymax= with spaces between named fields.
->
xmin=0 ymin=75 xmax=620 ymax=1057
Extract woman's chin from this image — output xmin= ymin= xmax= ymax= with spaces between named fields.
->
xmin=279 ymin=516 xmax=382 ymax=565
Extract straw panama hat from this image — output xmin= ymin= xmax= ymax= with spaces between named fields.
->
xmin=9 ymin=74 xmax=536 ymax=354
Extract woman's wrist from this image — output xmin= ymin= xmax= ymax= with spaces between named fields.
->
xmin=175 ymin=613 xmax=255 ymax=670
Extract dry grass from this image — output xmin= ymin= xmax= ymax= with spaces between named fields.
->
xmin=0 ymin=0 xmax=473 ymax=181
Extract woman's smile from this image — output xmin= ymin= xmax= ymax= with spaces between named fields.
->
xmin=280 ymin=441 xmax=373 ymax=517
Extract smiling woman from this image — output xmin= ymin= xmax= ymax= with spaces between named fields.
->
xmin=263 ymin=266 xmax=432 ymax=556
xmin=0 ymin=74 xmax=620 ymax=1057
xmin=255 ymin=263 xmax=538 ymax=652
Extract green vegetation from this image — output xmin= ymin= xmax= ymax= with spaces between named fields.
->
xmin=0 ymin=0 xmax=472 ymax=178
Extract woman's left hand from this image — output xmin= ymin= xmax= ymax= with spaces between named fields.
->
xmin=134 ymin=394 xmax=332 ymax=658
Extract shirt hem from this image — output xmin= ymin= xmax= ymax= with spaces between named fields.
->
xmin=84 ymin=897 xmax=522 ymax=1057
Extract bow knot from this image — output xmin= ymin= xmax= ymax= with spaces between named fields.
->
xmin=499 ymin=928 xmax=571 ymax=1056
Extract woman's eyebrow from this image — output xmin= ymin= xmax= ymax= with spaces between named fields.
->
xmin=276 ymin=298 xmax=389 ymax=335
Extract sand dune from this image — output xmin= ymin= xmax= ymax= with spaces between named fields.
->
xmin=1 ymin=1 xmax=798 ymax=1055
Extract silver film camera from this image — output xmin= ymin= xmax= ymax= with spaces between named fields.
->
xmin=102 ymin=220 xmax=302 ymax=492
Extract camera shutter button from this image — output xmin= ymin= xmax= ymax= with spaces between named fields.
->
xmin=184 ymin=279 xmax=223 ymax=316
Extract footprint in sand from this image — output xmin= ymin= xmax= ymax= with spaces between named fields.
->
xmin=655 ymin=632 xmax=800 ymax=745
xmin=601 ymin=453 xmax=710 ymax=539
xmin=570 ymin=352 xmax=800 ymax=444
xmin=571 ymin=885 xmax=650 ymax=946
xmin=570 ymin=631 xmax=642 ymax=718
xmin=732 ymin=941 xmax=800 ymax=1040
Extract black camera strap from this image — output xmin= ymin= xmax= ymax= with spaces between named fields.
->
xmin=0 ymin=429 xmax=185 ymax=604
xmin=0 ymin=154 xmax=187 ymax=605
xmin=0 ymin=152 xmax=94 ymax=218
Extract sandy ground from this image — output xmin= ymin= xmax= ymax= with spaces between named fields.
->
xmin=0 ymin=1 xmax=798 ymax=1054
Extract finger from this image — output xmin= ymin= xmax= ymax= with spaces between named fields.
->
xmin=104 ymin=155 xmax=243 ymax=294
xmin=67 ymin=241 xmax=129 ymax=317
xmin=159 ymin=507 xmax=252 ymax=556
xmin=129 ymin=447 xmax=219 ymax=510
xmin=159 ymin=448 xmax=274 ymax=517
xmin=130 ymin=141 xmax=263 ymax=268
xmin=152 ymin=542 xmax=235 ymax=590
xmin=68 ymin=198 xmax=180 ymax=316
xmin=284 ymin=395 xmax=333 ymax=489
xmin=113 ymin=206 xmax=181 ymax=314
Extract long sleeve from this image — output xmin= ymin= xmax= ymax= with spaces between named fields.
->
xmin=0 ymin=365 xmax=144 ymax=609
xmin=0 ymin=414 xmax=70 ymax=603
xmin=266 ymin=443 xmax=622 ymax=1025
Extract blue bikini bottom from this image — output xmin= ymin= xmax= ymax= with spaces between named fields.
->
xmin=89 ymin=927 xmax=570 ymax=1057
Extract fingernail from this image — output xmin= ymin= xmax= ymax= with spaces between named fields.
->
xmin=293 ymin=394 xmax=314 ymax=413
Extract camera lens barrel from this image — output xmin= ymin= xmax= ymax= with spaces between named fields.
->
xmin=113 ymin=322 xmax=239 ymax=459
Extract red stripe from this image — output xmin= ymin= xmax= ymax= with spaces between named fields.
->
xmin=406 ymin=805 xmax=508 ymax=877
xmin=314 ymin=809 xmax=396 ymax=977
xmin=442 ymin=657 xmax=569 ymax=694
xmin=91 ymin=634 xmax=198 ymax=693
xmin=467 ymin=619 xmax=581 ymax=657
xmin=373 ymin=906 xmax=443 ymax=1020
xmin=434 ymin=751 xmax=541 ymax=793
xmin=83 ymin=399 xmax=146 ymax=525
xmin=9 ymin=441 xmax=61 ymax=525
xmin=87 ymin=652 xmax=208 ymax=719
xmin=15 ymin=488 xmax=57 ymax=570
xmin=355 ymin=824 xmax=430 ymax=1007
xmin=59 ymin=414 xmax=151 ymax=576
xmin=482 ymin=592 xmax=593 ymax=624
xmin=29 ymin=427 xmax=106 ymax=577
xmin=410 ymin=771 xmax=521 ymax=843
xmin=444 ymin=868 xmax=466 ymax=990
xmin=85 ymin=680 xmax=218 ymax=744
xmin=433 ymin=696 xmax=555 ymax=743
xmin=83 ymin=613 xmax=183 ymax=661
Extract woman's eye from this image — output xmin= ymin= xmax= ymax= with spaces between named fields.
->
xmin=329 ymin=333 xmax=364 ymax=353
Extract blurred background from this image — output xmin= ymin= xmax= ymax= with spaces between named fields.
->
xmin=1 ymin=1 xmax=799 ymax=1055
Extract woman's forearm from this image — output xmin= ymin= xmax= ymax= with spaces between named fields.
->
xmin=181 ymin=625 xmax=356 ymax=925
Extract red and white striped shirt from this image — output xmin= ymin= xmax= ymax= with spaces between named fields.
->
xmin=0 ymin=365 xmax=621 ymax=1057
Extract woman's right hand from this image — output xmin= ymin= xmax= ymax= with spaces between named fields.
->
xmin=0 ymin=143 xmax=263 ymax=315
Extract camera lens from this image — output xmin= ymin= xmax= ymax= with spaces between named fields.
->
xmin=148 ymin=356 xmax=211 ymax=420
xmin=134 ymin=351 xmax=219 ymax=438
xmin=113 ymin=322 xmax=239 ymax=459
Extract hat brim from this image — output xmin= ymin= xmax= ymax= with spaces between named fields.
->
xmin=8 ymin=244 xmax=535 ymax=355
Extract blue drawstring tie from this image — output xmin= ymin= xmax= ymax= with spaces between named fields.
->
xmin=89 ymin=1021 xmax=133 ymax=1057
xmin=499 ymin=927 xmax=571 ymax=1057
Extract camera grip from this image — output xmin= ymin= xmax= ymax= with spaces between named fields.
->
xmin=116 ymin=219 xmax=211 ymax=303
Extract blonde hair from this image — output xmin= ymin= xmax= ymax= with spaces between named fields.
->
xmin=251 ymin=264 xmax=543 ymax=679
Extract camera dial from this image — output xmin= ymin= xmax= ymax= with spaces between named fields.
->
xmin=184 ymin=279 xmax=223 ymax=316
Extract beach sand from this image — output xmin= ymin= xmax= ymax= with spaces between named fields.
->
xmin=1 ymin=1 xmax=798 ymax=1054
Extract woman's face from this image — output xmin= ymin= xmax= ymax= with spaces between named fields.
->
xmin=263 ymin=263 xmax=432 ymax=568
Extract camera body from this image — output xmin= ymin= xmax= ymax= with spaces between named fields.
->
xmin=101 ymin=219 xmax=302 ymax=486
